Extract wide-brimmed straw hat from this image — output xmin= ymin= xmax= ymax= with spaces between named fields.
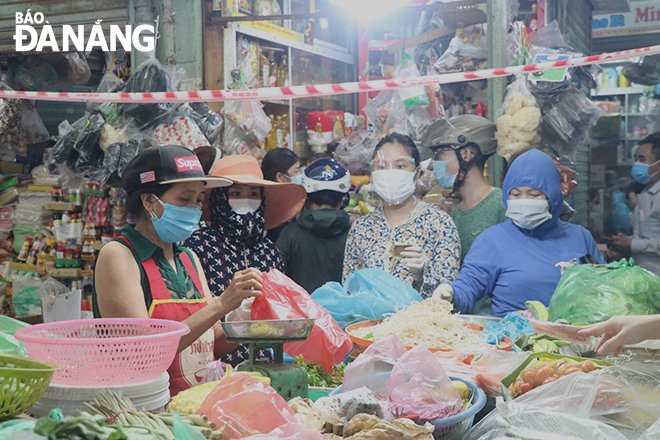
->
xmin=207 ymin=154 xmax=306 ymax=229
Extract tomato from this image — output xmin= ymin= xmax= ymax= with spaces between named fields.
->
xmin=520 ymin=382 xmax=534 ymax=394
xmin=521 ymin=370 xmax=541 ymax=387
xmin=580 ymin=360 xmax=595 ymax=373
xmin=497 ymin=336 xmax=514 ymax=351
xmin=463 ymin=354 xmax=475 ymax=365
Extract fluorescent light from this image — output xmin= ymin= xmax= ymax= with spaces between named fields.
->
xmin=329 ymin=0 xmax=408 ymax=22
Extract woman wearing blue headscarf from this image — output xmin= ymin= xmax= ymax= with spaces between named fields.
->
xmin=435 ymin=149 xmax=605 ymax=317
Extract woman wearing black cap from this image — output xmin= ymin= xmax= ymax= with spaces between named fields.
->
xmin=93 ymin=145 xmax=262 ymax=397
xmin=260 ymin=148 xmax=304 ymax=242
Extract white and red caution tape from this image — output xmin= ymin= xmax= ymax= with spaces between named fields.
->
xmin=1 ymin=44 xmax=659 ymax=103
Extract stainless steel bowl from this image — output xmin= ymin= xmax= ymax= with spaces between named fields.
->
xmin=221 ymin=318 xmax=314 ymax=341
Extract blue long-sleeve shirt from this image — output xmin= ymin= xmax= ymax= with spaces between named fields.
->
xmin=451 ymin=149 xmax=605 ymax=316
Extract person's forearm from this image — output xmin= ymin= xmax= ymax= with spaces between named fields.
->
xmin=631 ymin=315 xmax=660 ymax=345
xmin=213 ymin=324 xmax=238 ymax=357
xmin=178 ymin=300 xmax=230 ymax=353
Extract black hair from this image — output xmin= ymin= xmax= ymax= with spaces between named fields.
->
xmin=373 ymin=133 xmax=421 ymax=166
xmin=466 ymin=144 xmax=488 ymax=172
xmin=125 ymin=184 xmax=174 ymax=222
xmin=307 ymin=190 xmax=346 ymax=208
xmin=639 ymin=132 xmax=660 ymax=160
xmin=261 ymin=148 xmax=300 ymax=181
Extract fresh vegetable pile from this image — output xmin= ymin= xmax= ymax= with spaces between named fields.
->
xmin=509 ymin=357 xmax=599 ymax=398
xmin=295 ymin=355 xmax=345 ymax=388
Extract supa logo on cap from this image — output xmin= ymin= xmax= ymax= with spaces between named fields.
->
xmin=175 ymin=156 xmax=203 ymax=173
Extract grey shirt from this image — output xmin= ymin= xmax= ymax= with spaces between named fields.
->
xmin=631 ymin=180 xmax=660 ymax=274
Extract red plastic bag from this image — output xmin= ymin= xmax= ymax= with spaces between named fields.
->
xmin=251 ymin=269 xmax=352 ymax=372
xmin=198 ymin=373 xmax=295 ymax=439
xmin=342 ymin=335 xmax=407 ymax=396
xmin=387 ymin=345 xmax=463 ymax=420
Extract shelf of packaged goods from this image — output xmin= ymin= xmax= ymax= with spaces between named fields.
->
xmin=591 ymin=87 xmax=647 ymax=97
xmin=232 ymin=23 xmax=354 ymax=65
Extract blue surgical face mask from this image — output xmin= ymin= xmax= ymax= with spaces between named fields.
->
xmin=631 ymin=161 xmax=658 ymax=185
xmin=150 ymin=197 xmax=202 ymax=244
xmin=434 ymin=157 xmax=457 ymax=189
xmin=288 ymin=174 xmax=304 ymax=185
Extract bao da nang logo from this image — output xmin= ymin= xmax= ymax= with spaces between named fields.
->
xmin=13 ymin=9 xmax=155 ymax=53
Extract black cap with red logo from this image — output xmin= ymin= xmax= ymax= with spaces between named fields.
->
xmin=122 ymin=145 xmax=230 ymax=193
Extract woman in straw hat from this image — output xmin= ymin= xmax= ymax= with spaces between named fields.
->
xmin=185 ymin=154 xmax=306 ymax=366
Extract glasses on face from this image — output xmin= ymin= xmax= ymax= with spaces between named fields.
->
xmin=370 ymin=157 xmax=416 ymax=172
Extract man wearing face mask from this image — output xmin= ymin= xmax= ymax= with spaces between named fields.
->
xmin=422 ymin=115 xmax=506 ymax=260
xmin=606 ymin=133 xmax=660 ymax=274
xmin=343 ymin=133 xmax=461 ymax=297
xmin=94 ymin=145 xmax=263 ymax=396
xmin=184 ymin=155 xmax=306 ymax=366
xmin=433 ymin=149 xmax=605 ymax=317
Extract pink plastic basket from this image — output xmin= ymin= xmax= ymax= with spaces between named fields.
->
xmin=15 ymin=318 xmax=189 ymax=386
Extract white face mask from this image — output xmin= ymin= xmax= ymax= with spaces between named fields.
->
xmin=506 ymin=199 xmax=552 ymax=230
xmin=371 ymin=170 xmax=416 ymax=206
xmin=228 ymin=198 xmax=262 ymax=215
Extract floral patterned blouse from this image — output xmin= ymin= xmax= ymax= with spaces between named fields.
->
xmin=343 ymin=200 xmax=461 ymax=298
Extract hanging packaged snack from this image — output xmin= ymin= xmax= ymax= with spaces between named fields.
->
xmin=395 ymin=52 xmax=431 ymax=110
xmin=54 ymin=52 xmax=91 ymax=86
xmin=102 ymin=139 xmax=148 ymax=187
xmin=8 ymin=56 xmax=59 ymax=91
xmin=182 ymin=102 xmax=223 ymax=147
xmin=362 ymin=91 xmax=407 ymax=138
xmin=118 ymin=58 xmax=174 ymax=128
xmin=152 ymin=114 xmax=210 ymax=149
xmin=496 ymin=76 xmax=542 ymax=162
xmin=20 ymin=100 xmax=50 ymax=146
xmin=50 ymin=113 xmax=105 ymax=174
xmin=432 ymin=25 xmax=488 ymax=73
xmin=0 ymin=82 xmax=22 ymax=161
xmin=87 ymin=71 xmax=125 ymax=115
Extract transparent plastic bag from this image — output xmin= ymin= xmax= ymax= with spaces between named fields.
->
xmin=183 ymin=102 xmax=223 ymax=147
xmin=0 ymin=82 xmax=22 ymax=161
xmin=222 ymin=99 xmax=271 ymax=142
xmin=548 ymin=259 xmax=660 ymax=324
xmin=496 ymin=77 xmax=541 ymax=161
xmin=387 ymin=345 xmax=463 ymax=420
xmin=87 ymin=72 xmax=124 ymax=114
xmin=198 ymin=373 xmax=296 ymax=440
xmin=363 ymin=91 xmax=407 ymax=138
xmin=342 ymin=336 xmax=407 ymax=396
xmin=311 ymin=269 xmax=422 ymax=329
xmin=20 ymin=101 xmax=50 ymax=145
xmin=467 ymin=365 xmax=660 ymax=439
xmin=433 ymin=26 xmax=488 ymax=73
xmin=251 ymin=269 xmax=352 ymax=372
xmin=153 ymin=113 xmax=210 ymax=149
xmin=334 ymin=132 xmax=377 ymax=177
xmin=396 ymin=52 xmax=430 ymax=110
xmin=50 ymin=113 xmax=105 ymax=173
xmin=12 ymin=275 xmax=44 ymax=317
xmin=55 ymin=52 xmax=91 ymax=86
xmin=9 ymin=57 xmax=59 ymax=90
xmin=118 ymin=58 xmax=174 ymax=128
xmin=434 ymin=346 xmax=528 ymax=396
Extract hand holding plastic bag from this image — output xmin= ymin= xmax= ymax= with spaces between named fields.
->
xmin=198 ymin=373 xmax=296 ymax=439
xmin=251 ymin=270 xmax=351 ymax=372
xmin=387 ymin=345 xmax=463 ymax=420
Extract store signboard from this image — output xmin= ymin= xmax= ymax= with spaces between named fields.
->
xmin=592 ymin=0 xmax=660 ymax=38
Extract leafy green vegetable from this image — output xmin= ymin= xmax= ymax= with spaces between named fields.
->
xmin=364 ymin=332 xmax=374 ymax=340
xmin=295 ymin=355 xmax=345 ymax=388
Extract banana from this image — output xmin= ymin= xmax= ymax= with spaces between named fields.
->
xmin=525 ymin=300 xmax=549 ymax=321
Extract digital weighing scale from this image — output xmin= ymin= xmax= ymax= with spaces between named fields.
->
xmin=221 ymin=318 xmax=314 ymax=400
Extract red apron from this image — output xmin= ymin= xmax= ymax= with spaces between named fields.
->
xmin=117 ymin=236 xmax=215 ymax=397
